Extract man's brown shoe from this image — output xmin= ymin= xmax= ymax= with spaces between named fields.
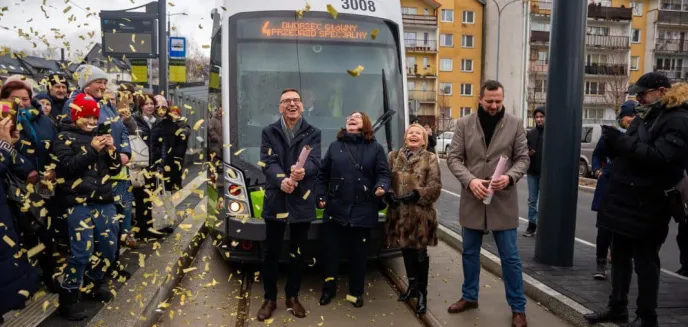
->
xmin=286 ymin=297 xmax=306 ymax=318
xmin=447 ymin=298 xmax=479 ymax=313
xmin=512 ymin=312 xmax=528 ymax=327
xmin=257 ymin=300 xmax=276 ymax=321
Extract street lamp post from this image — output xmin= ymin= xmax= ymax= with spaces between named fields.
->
xmin=167 ymin=12 xmax=187 ymax=36
xmin=493 ymin=0 xmax=523 ymax=81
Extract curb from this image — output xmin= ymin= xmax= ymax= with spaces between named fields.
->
xmin=378 ymin=261 xmax=444 ymax=327
xmin=87 ymin=199 xmax=209 ymax=327
xmin=436 ymin=225 xmax=616 ymax=327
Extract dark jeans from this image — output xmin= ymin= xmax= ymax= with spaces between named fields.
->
xmin=321 ymin=222 xmax=371 ymax=297
xmin=678 ymin=221 xmax=688 ymax=266
xmin=596 ymin=228 xmax=613 ymax=260
xmin=165 ymin=157 xmax=184 ymax=191
xmin=133 ymin=176 xmax=157 ymax=234
xmin=609 ymin=227 xmax=668 ymax=320
xmin=262 ymin=220 xmax=311 ymax=301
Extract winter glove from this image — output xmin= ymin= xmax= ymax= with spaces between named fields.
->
xmin=399 ymin=190 xmax=421 ymax=204
xmin=385 ymin=191 xmax=400 ymax=208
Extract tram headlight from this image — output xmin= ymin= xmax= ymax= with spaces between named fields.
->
xmin=228 ymin=201 xmax=243 ymax=213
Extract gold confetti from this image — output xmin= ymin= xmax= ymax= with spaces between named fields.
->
xmin=193 ymin=119 xmax=204 ymax=130
xmin=234 ymin=148 xmax=246 ymax=156
xmin=72 ymin=178 xmax=83 ymax=189
xmin=346 ymin=294 xmax=358 ymax=303
xmin=302 ymin=190 xmax=311 ymax=200
xmin=325 ymin=277 xmax=335 ymax=282
xmin=257 ymin=161 xmax=266 ymax=167
xmin=182 ymin=267 xmax=197 ymax=273
xmin=296 ymin=10 xmax=304 ymax=18
xmin=169 ymin=1 xmax=175 ymax=6
xmin=139 ymin=253 xmax=145 ymax=267
xmin=371 ymin=28 xmax=379 ymax=40
xmin=63 ymin=6 xmax=72 ymax=13
xmin=3 ymin=235 xmax=15 ymax=247
xmin=276 ymin=174 xmax=285 ymax=178
xmin=347 ymin=65 xmax=364 ymax=77
xmin=132 ymin=34 xmax=136 ymax=42
xmin=276 ymin=212 xmax=289 ymax=219
xmin=202 ymin=44 xmax=210 ymax=48
xmin=129 ymin=44 xmax=136 ymax=53
xmin=18 ymin=290 xmax=30 ymax=297
xmin=27 ymin=243 xmax=46 ymax=258
xmin=42 ymin=300 xmax=50 ymax=312
xmin=327 ymin=4 xmax=338 ymax=19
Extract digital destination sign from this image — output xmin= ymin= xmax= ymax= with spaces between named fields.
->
xmin=238 ymin=17 xmax=391 ymax=44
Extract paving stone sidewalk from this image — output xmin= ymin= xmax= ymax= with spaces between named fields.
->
xmin=436 ymin=193 xmax=688 ymax=326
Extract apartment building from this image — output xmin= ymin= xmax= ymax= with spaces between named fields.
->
xmin=646 ymin=0 xmax=688 ymax=82
xmin=484 ymin=0 xmax=649 ymax=126
xmin=401 ymin=0 xmax=484 ymax=131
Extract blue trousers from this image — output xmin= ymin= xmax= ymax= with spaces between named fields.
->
xmin=61 ymin=203 xmax=118 ymax=289
xmin=462 ymin=227 xmax=527 ymax=313
xmin=527 ymin=175 xmax=540 ymax=224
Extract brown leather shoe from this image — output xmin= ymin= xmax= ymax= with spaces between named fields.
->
xmin=447 ymin=298 xmax=479 ymax=313
xmin=286 ymin=297 xmax=306 ymax=318
xmin=512 ymin=312 xmax=528 ymax=327
xmin=256 ymin=300 xmax=276 ymax=321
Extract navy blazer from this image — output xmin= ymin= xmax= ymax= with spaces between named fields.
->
xmin=260 ymin=118 xmax=322 ymax=223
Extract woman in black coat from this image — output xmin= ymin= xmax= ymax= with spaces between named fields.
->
xmin=131 ymin=93 xmax=170 ymax=239
xmin=315 ymin=111 xmax=391 ymax=308
xmin=163 ymin=106 xmax=190 ymax=191
xmin=0 ymin=118 xmax=40 ymax=324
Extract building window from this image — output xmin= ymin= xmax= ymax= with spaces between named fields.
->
xmin=586 ymin=54 xmax=608 ymax=65
xmin=461 ymin=107 xmax=472 ymax=117
xmin=440 ymin=34 xmax=454 ymax=47
xmin=424 ymin=8 xmax=429 ymax=15
xmin=587 ymin=26 xmax=610 ymax=36
xmin=631 ymin=56 xmax=639 ymax=70
xmin=660 ymin=0 xmax=682 ymax=10
xmin=631 ymin=29 xmax=641 ymax=43
xmin=462 ymin=11 xmax=475 ymax=24
xmin=632 ymin=1 xmax=643 ymax=16
xmin=532 ymin=22 xmax=551 ymax=32
xmin=461 ymin=59 xmax=473 ymax=72
xmin=585 ymin=81 xmax=606 ymax=95
xmin=460 ymin=83 xmax=473 ymax=96
xmin=440 ymin=82 xmax=453 ymax=95
xmin=441 ymin=9 xmax=454 ymax=22
xmin=534 ymin=79 xmax=547 ymax=93
xmin=440 ymin=59 xmax=453 ymax=72
xmin=408 ymin=81 xmax=416 ymax=90
xmin=584 ymin=108 xmax=605 ymax=120
xmin=461 ymin=35 xmax=474 ymax=48
xmin=423 ymin=57 xmax=429 ymax=68
xmin=401 ymin=7 xmax=418 ymax=15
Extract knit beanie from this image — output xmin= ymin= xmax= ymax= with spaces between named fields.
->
xmin=4 ymin=75 xmax=34 ymax=97
xmin=71 ymin=93 xmax=100 ymax=122
xmin=154 ymin=94 xmax=168 ymax=108
xmin=75 ymin=64 xmax=108 ymax=90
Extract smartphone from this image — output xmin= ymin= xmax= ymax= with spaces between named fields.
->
xmin=95 ymin=123 xmax=112 ymax=136
xmin=0 ymin=100 xmax=17 ymax=132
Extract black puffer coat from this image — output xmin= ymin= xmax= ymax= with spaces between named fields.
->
xmin=133 ymin=114 xmax=168 ymax=169
xmin=315 ymin=132 xmax=391 ymax=228
xmin=599 ymin=85 xmax=688 ymax=239
xmin=52 ymin=125 xmax=122 ymax=206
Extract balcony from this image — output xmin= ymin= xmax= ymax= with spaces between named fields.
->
xmin=406 ymin=65 xmax=436 ymax=78
xmin=530 ymin=1 xmax=631 ymax=21
xmin=658 ymin=10 xmax=688 ymax=26
xmin=584 ymin=94 xmax=608 ymax=105
xmin=655 ymin=38 xmax=688 ymax=54
xmin=585 ymin=63 xmax=628 ymax=76
xmin=654 ymin=68 xmax=688 ymax=82
xmin=526 ymin=88 xmax=547 ymax=103
xmin=402 ymin=14 xmax=438 ymax=27
xmin=405 ymin=39 xmax=437 ymax=52
xmin=408 ymin=89 xmax=437 ymax=103
xmin=529 ymin=60 xmax=549 ymax=73
xmin=530 ymin=31 xmax=630 ymax=49
xmin=586 ymin=35 xmax=629 ymax=49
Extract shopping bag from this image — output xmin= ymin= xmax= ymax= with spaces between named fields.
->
xmin=152 ymin=178 xmax=177 ymax=230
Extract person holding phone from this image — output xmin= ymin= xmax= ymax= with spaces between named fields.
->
xmin=52 ymin=93 xmax=122 ymax=321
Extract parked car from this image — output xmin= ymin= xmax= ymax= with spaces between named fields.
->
xmin=580 ymin=124 xmax=602 ymax=178
xmin=437 ymin=131 xmax=454 ymax=154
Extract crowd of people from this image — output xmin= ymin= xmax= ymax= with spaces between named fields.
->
xmin=0 ymin=64 xmax=190 ymax=322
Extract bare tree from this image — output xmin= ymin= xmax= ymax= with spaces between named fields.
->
xmin=526 ymin=59 xmax=546 ymax=127
xmin=599 ymin=56 xmax=631 ymax=115
xmin=185 ymin=40 xmax=209 ymax=83
xmin=438 ymin=86 xmax=452 ymax=132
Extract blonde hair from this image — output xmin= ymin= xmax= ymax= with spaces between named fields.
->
xmin=405 ymin=123 xmax=429 ymax=149
xmin=663 ymin=82 xmax=688 ymax=108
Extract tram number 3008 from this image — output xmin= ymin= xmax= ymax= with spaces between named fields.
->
xmin=341 ymin=0 xmax=376 ymax=12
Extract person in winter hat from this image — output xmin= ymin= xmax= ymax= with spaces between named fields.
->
xmin=36 ymin=74 xmax=70 ymax=123
xmin=52 ymin=93 xmax=121 ymax=321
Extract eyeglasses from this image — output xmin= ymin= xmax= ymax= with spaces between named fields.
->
xmin=636 ymin=89 xmax=656 ymax=98
xmin=347 ymin=114 xmax=363 ymax=119
xmin=280 ymin=98 xmax=302 ymax=104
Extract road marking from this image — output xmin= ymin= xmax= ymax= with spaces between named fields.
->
xmin=441 ymin=188 xmax=688 ymax=281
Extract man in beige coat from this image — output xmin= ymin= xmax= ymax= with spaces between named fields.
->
xmin=446 ymin=80 xmax=530 ymax=327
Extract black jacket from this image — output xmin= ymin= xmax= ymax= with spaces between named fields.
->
xmin=52 ymin=125 xmax=122 ymax=206
xmin=162 ymin=118 xmax=190 ymax=164
xmin=133 ymin=114 xmax=168 ymax=169
xmin=598 ymin=95 xmax=688 ymax=239
xmin=315 ymin=132 xmax=391 ymax=228
xmin=526 ymin=126 xmax=544 ymax=175
xmin=260 ymin=118 xmax=322 ymax=223
xmin=426 ymin=134 xmax=437 ymax=153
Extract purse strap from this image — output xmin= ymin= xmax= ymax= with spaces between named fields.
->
xmin=342 ymin=143 xmax=374 ymax=184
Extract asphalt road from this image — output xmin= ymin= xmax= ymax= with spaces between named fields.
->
xmin=437 ymin=159 xmax=683 ymax=274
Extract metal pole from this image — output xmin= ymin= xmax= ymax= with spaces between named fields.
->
xmin=158 ymin=0 xmax=168 ymax=96
xmin=534 ymin=0 xmax=587 ymax=267
xmin=496 ymin=13 xmax=501 ymax=80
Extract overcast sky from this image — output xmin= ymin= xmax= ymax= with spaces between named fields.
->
xmin=0 ymin=0 xmax=213 ymax=59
